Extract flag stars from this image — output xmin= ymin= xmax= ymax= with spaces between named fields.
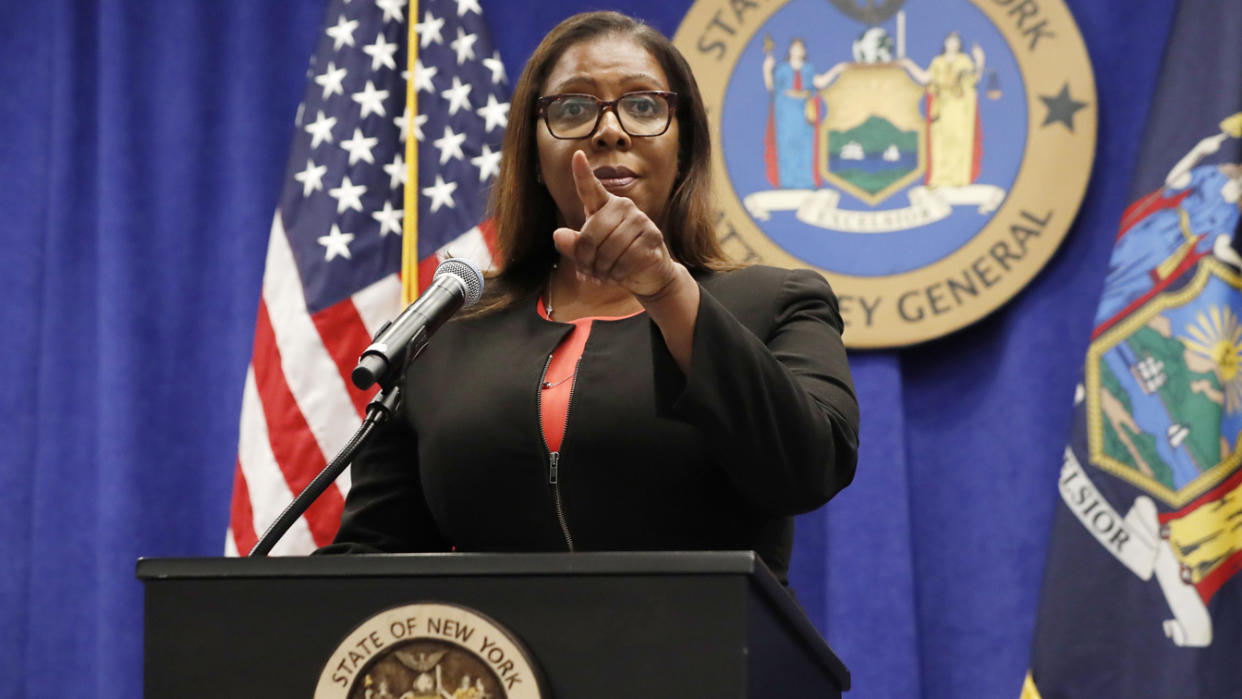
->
xmin=305 ymin=111 xmax=337 ymax=148
xmin=383 ymin=152 xmax=407 ymax=188
xmin=329 ymin=175 xmax=367 ymax=214
xmin=422 ymin=175 xmax=458 ymax=213
xmin=482 ymin=51 xmax=506 ymax=85
xmin=413 ymin=59 xmax=438 ymax=94
xmin=318 ymin=224 xmax=356 ymax=261
xmin=394 ymin=106 xmax=410 ymax=142
xmin=451 ymin=26 xmax=478 ymax=65
xmin=433 ymin=125 xmax=467 ymax=164
xmin=363 ymin=32 xmax=399 ymax=72
xmin=471 ymin=144 xmax=502 ymax=182
xmin=393 ymin=105 xmax=426 ymax=144
xmin=314 ymin=61 xmax=348 ymax=99
xmin=455 ymin=0 xmax=482 ymax=17
xmin=476 ymin=94 xmax=509 ymax=133
xmin=352 ymin=80 xmax=390 ymax=118
xmin=341 ymin=128 xmax=379 ymax=165
xmin=415 ymin=11 xmax=444 ymax=48
xmin=441 ymin=76 xmax=472 ymax=116
xmin=326 ymin=15 xmax=359 ymax=51
xmin=372 ymin=199 xmax=404 ymax=236
xmin=293 ymin=159 xmax=328 ymax=197
xmin=375 ymin=0 xmax=406 ymax=24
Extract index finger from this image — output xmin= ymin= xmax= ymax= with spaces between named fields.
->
xmin=572 ymin=150 xmax=612 ymax=215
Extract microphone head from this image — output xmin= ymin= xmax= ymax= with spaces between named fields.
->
xmin=433 ymin=257 xmax=485 ymax=306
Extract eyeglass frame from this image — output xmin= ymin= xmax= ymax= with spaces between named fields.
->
xmin=534 ymin=91 xmax=680 ymax=140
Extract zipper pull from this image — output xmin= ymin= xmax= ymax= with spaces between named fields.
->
xmin=548 ymin=452 xmax=560 ymax=485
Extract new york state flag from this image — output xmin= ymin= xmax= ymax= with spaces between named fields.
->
xmin=1025 ymin=2 xmax=1242 ymax=697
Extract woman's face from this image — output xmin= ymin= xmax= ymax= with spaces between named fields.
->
xmin=789 ymin=40 xmax=806 ymax=62
xmin=944 ymin=33 xmax=962 ymax=54
xmin=535 ymin=36 xmax=680 ymax=231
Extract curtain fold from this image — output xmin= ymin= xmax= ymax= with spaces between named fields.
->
xmin=2 ymin=2 xmax=323 ymax=696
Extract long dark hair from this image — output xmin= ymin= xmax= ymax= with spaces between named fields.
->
xmin=473 ymin=11 xmax=733 ymax=315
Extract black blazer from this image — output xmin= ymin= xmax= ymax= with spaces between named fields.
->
xmin=320 ymin=265 xmax=859 ymax=583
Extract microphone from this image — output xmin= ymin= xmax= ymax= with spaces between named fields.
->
xmin=352 ymin=258 xmax=485 ymax=390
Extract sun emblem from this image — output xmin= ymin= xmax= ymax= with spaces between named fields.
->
xmin=1181 ymin=305 xmax=1242 ymax=413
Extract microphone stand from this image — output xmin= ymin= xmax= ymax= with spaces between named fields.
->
xmin=248 ymin=380 xmax=402 ymax=557
xmin=248 ymin=259 xmax=482 ymax=557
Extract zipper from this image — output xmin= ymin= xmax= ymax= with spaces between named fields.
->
xmin=538 ymin=352 xmax=577 ymax=551
xmin=547 ymin=452 xmax=573 ymax=551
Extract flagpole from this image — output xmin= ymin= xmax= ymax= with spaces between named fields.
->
xmin=402 ymin=0 xmax=420 ymax=305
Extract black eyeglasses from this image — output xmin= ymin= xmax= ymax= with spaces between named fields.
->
xmin=535 ymin=91 xmax=679 ymax=139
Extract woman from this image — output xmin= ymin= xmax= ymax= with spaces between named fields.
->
xmin=1095 ymin=114 xmax=1242 ymax=327
xmin=900 ymin=31 xmax=985 ymax=189
xmin=321 ymin=11 xmax=859 ymax=584
xmin=762 ymin=37 xmax=819 ymax=189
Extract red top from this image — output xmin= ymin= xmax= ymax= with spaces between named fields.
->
xmin=536 ymin=297 xmax=642 ymax=453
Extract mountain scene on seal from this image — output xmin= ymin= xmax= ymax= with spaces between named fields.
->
xmin=827 ymin=116 xmax=919 ymax=194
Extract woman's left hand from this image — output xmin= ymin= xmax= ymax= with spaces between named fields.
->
xmin=552 ymin=150 xmax=683 ymax=299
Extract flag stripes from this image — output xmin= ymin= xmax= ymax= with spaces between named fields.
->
xmin=235 ymin=365 xmax=320 ymax=555
xmin=309 ymin=299 xmax=380 ymax=418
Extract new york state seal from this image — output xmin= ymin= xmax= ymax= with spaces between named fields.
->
xmin=315 ymin=603 xmax=545 ymax=699
xmin=674 ymin=0 xmax=1097 ymax=347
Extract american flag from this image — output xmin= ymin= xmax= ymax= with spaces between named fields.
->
xmin=227 ymin=0 xmax=507 ymax=556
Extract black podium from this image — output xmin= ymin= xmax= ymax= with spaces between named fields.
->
xmin=137 ymin=551 xmax=848 ymax=697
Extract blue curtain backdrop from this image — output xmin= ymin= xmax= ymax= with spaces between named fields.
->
xmin=0 ymin=0 xmax=1181 ymax=696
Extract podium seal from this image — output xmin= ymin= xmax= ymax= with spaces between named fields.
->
xmin=315 ymin=602 xmax=545 ymax=698
xmin=674 ymin=0 xmax=1097 ymax=347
